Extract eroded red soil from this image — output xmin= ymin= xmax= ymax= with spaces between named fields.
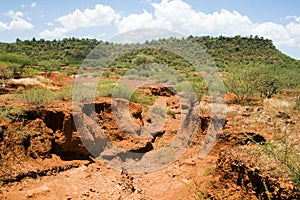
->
xmin=0 ymin=87 xmax=299 ymax=199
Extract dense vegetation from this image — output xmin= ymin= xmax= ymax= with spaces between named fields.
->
xmin=0 ymin=35 xmax=299 ymax=69
xmin=0 ymin=35 xmax=299 ymax=103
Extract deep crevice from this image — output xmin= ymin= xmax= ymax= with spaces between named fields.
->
xmin=44 ymin=111 xmax=64 ymax=132
xmin=129 ymin=142 xmax=153 ymax=153
xmin=151 ymin=131 xmax=165 ymax=143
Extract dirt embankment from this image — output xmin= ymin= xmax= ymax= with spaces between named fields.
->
xmin=0 ymin=88 xmax=299 ymax=199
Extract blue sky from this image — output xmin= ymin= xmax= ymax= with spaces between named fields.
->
xmin=0 ymin=0 xmax=300 ymax=59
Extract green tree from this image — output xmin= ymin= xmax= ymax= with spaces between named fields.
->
xmin=256 ymin=73 xmax=278 ymax=100
xmin=225 ymin=66 xmax=281 ymax=104
xmin=38 ymin=60 xmax=62 ymax=77
xmin=225 ymin=67 xmax=258 ymax=103
xmin=132 ymin=54 xmax=154 ymax=67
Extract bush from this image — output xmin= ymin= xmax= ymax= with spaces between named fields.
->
xmin=131 ymin=91 xmax=156 ymax=106
xmin=0 ymin=53 xmax=31 ymax=66
xmin=19 ymin=88 xmax=54 ymax=107
xmin=225 ymin=67 xmax=258 ymax=104
xmin=96 ymin=80 xmax=156 ymax=106
xmin=150 ymin=105 xmax=166 ymax=119
xmin=248 ymin=129 xmax=300 ymax=189
xmin=18 ymin=86 xmax=73 ymax=107
xmin=102 ymin=70 xmax=111 ymax=78
xmin=0 ymin=64 xmax=13 ymax=86
xmin=225 ymin=66 xmax=280 ymax=104
xmin=22 ymin=67 xmax=40 ymax=78
xmin=0 ymin=106 xmax=23 ymax=121
xmin=167 ymin=109 xmax=176 ymax=118
xmin=56 ymin=86 xmax=72 ymax=101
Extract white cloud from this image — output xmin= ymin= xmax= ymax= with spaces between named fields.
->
xmin=286 ymin=16 xmax=300 ymax=23
xmin=0 ymin=11 xmax=34 ymax=31
xmin=117 ymin=10 xmax=161 ymax=32
xmin=45 ymin=22 xmax=54 ymax=26
xmin=6 ymin=10 xmax=24 ymax=18
xmin=40 ymin=4 xmax=120 ymax=38
xmin=21 ymin=4 xmax=25 ymax=8
xmin=31 ymin=2 xmax=37 ymax=8
xmin=57 ymin=4 xmax=120 ymax=30
xmin=0 ymin=22 xmax=9 ymax=31
xmin=117 ymin=0 xmax=254 ymax=35
xmin=38 ymin=0 xmax=300 ymax=50
xmin=40 ymin=28 xmax=67 ymax=38
xmin=8 ymin=18 xmax=34 ymax=30
xmin=253 ymin=22 xmax=292 ymax=46
xmin=116 ymin=0 xmax=300 ymax=48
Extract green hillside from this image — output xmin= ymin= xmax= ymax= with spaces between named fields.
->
xmin=0 ymin=36 xmax=299 ymax=69
xmin=0 ymin=36 xmax=299 ymax=100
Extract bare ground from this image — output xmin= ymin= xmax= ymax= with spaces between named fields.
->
xmin=0 ymin=88 xmax=299 ymax=199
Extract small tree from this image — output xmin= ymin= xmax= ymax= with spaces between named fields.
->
xmin=225 ymin=67 xmax=258 ymax=104
xmin=225 ymin=66 xmax=280 ymax=104
xmin=256 ymin=74 xmax=278 ymax=100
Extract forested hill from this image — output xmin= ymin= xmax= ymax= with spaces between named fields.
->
xmin=190 ymin=35 xmax=299 ymax=69
xmin=0 ymin=35 xmax=299 ymax=70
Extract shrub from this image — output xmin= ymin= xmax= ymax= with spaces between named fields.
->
xmin=174 ymin=81 xmax=198 ymax=104
xmin=225 ymin=66 xmax=280 ymax=104
xmin=150 ymin=105 xmax=166 ymax=119
xmin=96 ymin=83 xmax=115 ymax=98
xmin=0 ymin=106 xmax=23 ymax=121
xmin=256 ymin=72 xmax=279 ymax=101
xmin=131 ymin=91 xmax=156 ymax=106
xmin=18 ymin=86 xmax=72 ymax=107
xmin=248 ymin=129 xmax=300 ymax=189
xmin=225 ymin=67 xmax=258 ymax=104
xmin=96 ymin=80 xmax=156 ymax=106
xmin=0 ymin=53 xmax=31 ymax=66
xmin=102 ymin=70 xmax=111 ymax=78
xmin=22 ymin=67 xmax=40 ymax=78
xmin=55 ymin=86 xmax=72 ymax=101
xmin=19 ymin=88 xmax=54 ymax=107
xmin=167 ymin=109 xmax=176 ymax=118
xmin=0 ymin=64 xmax=14 ymax=87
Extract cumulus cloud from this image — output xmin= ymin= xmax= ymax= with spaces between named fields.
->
xmin=40 ymin=4 xmax=120 ymax=38
xmin=40 ymin=28 xmax=67 ymax=38
xmin=39 ymin=0 xmax=300 ymax=49
xmin=31 ymin=2 xmax=37 ymax=8
xmin=58 ymin=4 xmax=119 ymax=30
xmin=117 ymin=10 xmax=161 ymax=32
xmin=115 ymin=0 xmax=300 ymax=48
xmin=0 ymin=10 xmax=34 ymax=31
xmin=117 ymin=0 xmax=254 ymax=35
